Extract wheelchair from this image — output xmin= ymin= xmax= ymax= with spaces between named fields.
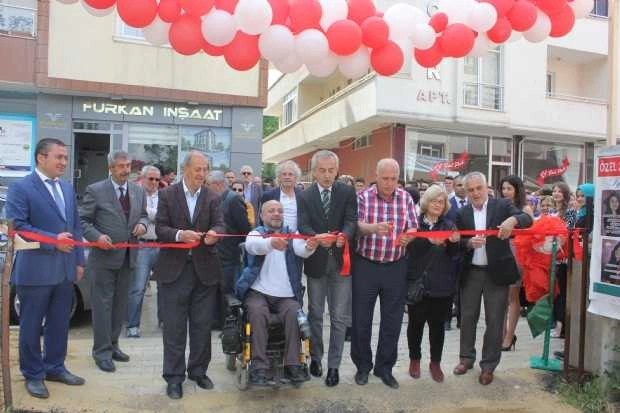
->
xmin=221 ymin=292 xmax=311 ymax=390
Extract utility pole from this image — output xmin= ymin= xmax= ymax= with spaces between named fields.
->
xmin=608 ymin=0 xmax=620 ymax=146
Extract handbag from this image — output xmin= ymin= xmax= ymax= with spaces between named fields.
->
xmin=407 ymin=246 xmax=438 ymax=305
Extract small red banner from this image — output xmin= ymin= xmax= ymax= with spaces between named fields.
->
xmin=430 ymin=152 xmax=469 ymax=180
xmin=536 ymin=157 xmax=570 ymax=186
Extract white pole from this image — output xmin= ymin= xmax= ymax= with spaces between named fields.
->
xmin=608 ymin=0 xmax=620 ymax=146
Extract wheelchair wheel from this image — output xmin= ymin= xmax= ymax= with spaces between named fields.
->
xmin=236 ymin=363 xmax=250 ymax=391
xmin=225 ymin=354 xmax=236 ymax=372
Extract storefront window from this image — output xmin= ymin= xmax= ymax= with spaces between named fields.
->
xmin=179 ymin=126 xmax=232 ymax=171
xmin=127 ymin=124 xmax=178 ymax=177
xmin=521 ymin=140 xmax=584 ymax=191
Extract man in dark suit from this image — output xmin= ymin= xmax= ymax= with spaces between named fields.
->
xmin=260 ymin=160 xmax=303 ymax=231
xmin=298 ymin=150 xmax=357 ymax=387
xmin=445 ymin=174 xmax=467 ymax=330
xmin=453 ymin=172 xmax=532 ymax=385
xmin=154 ymin=151 xmax=224 ymax=399
xmin=240 ymin=164 xmax=263 ymax=215
xmin=80 ymin=151 xmax=148 ymax=373
xmin=7 ymin=138 xmax=86 ymax=398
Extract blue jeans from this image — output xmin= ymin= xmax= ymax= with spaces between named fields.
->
xmin=127 ymin=247 xmax=159 ymax=328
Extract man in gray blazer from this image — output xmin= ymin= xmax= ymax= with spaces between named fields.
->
xmin=80 ymin=151 xmax=148 ymax=373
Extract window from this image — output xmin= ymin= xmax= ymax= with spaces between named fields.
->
xmin=520 ymin=140 xmax=584 ymax=191
xmin=546 ymin=72 xmax=556 ymax=96
xmin=117 ymin=19 xmax=145 ymax=40
xmin=127 ymin=124 xmax=178 ymax=177
xmin=463 ymin=46 xmax=504 ymax=111
xmin=352 ymin=135 xmax=371 ymax=150
xmin=282 ymin=88 xmax=297 ymax=127
xmin=592 ymin=0 xmax=608 ymax=17
xmin=0 ymin=0 xmax=36 ymax=38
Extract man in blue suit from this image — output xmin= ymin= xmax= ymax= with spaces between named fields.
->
xmin=7 ymin=138 xmax=86 ymax=399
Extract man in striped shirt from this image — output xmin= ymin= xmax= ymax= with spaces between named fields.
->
xmin=351 ymin=158 xmax=417 ymax=389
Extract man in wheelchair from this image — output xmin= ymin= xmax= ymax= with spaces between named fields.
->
xmin=235 ymin=200 xmax=318 ymax=386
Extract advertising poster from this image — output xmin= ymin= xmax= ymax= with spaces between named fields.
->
xmin=589 ymin=146 xmax=620 ymax=319
xmin=0 ymin=114 xmax=35 ymax=177
xmin=179 ymin=126 xmax=232 ymax=171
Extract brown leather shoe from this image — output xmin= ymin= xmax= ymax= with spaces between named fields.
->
xmin=453 ymin=362 xmax=472 ymax=375
xmin=408 ymin=359 xmax=420 ymax=379
xmin=478 ymin=370 xmax=494 ymax=385
xmin=429 ymin=362 xmax=444 ymax=383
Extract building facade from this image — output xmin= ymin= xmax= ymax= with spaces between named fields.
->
xmin=0 ymin=0 xmax=267 ymax=198
xmin=263 ymin=0 xmax=612 ymax=192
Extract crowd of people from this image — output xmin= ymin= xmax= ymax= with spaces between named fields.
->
xmin=6 ymin=138 xmax=585 ymax=400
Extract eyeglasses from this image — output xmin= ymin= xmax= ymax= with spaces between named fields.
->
xmin=147 ymin=177 xmax=161 ymax=182
xmin=232 ymin=188 xmax=244 ymax=192
xmin=241 ymin=172 xmax=252 ymax=176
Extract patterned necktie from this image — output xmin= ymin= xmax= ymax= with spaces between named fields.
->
xmin=459 ymin=199 xmax=466 ymax=208
xmin=321 ymin=188 xmax=330 ymax=217
xmin=46 ymin=179 xmax=66 ymax=221
xmin=119 ymin=186 xmax=130 ymax=218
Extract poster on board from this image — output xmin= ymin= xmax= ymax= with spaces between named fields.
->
xmin=0 ymin=114 xmax=35 ymax=177
xmin=589 ymin=146 xmax=620 ymax=319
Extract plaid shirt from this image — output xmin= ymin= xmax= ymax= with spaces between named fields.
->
xmin=356 ymin=186 xmax=418 ymax=262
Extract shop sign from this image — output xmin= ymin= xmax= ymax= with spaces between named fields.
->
xmin=80 ymin=102 xmax=224 ymax=121
xmin=416 ymin=89 xmax=450 ymax=104
xmin=535 ymin=157 xmax=569 ymax=185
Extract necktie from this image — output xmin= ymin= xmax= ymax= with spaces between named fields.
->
xmin=459 ymin=199 xmax=466 ymax=208
xmin=119 ymin=186 xmax=130 ymax=218
xmin=46 ymin=179 xmax=66 ymax=221
xmin=321 ymin=189 xmax=330 ymax=217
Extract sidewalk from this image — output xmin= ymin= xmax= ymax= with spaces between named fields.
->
xmin=9 ymin=282 xmax=575 ymax=413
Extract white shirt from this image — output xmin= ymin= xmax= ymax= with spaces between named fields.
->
xmin=35 ymin=168 xmax=65 ymax=206
xmin=175 ymin=180 xmax=202 ymax=242
xmin=142 ymin=190 xmax=159 ymax=240
xmin=280 ymin=189 xmax=297 ymax=232
xmin=245 ymin=230 xmax=315 ymax=298
xmin=472 ymin=200 xmax=488 ymax=266
xmin=110 ymin=178 xmax=128 ymax=199
xmin=454 ymin=196 xmax=467 ymax=208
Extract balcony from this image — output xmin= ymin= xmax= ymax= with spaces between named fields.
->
xmin=0 ymin=1 xmax=37 ymax=38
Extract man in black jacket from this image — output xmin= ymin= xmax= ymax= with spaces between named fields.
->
xmin=298 ymin=150 xmax=357 ymax=387
xmin=260 ymin=160 xmax=303 ymax=231
xmin=454 ymin=172 xmax=533 ymax=385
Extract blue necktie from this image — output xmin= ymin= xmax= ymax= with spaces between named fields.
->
xmin=46 ymin=179 xmax=66 ymax=221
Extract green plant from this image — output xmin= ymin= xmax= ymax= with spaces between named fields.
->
xmin=555 ymin=375 xmax=609 ymax=413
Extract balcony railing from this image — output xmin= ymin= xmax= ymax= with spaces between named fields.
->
xmin=463 ymin=82 xmax=505 ymax=111
xmin=546 ymin=92 xmax=607 ymax=105
xmin=0 ymin=3 xmax=36 ymax=38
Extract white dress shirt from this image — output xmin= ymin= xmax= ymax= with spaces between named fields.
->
xmin=472 ymin=200 xmax=488 ymax=266
xmin=175 ymin=180 xmax=202 ymax=242
xmin=245 ymin=230 xmax=314 ymax=298
xmin=35 ymin=168 xmax=65 ymax=206
xmin=280 ymin=189 xmax=297 ymax=232
xmin=454 ymin=196 xmax=467 ymax=208
xmin=110 ymin=178 xmax=128 ymax=200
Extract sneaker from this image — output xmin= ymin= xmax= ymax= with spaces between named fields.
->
xmin=126 ymin=327 xmax=140 ymax=338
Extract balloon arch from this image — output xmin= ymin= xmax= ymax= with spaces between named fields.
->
xmin=60 ymin=0 xmax=592 ymax=77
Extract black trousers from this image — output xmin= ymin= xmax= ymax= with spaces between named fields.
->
xmin=553 ymin=263 xmax=568 ymax=328
xmin=351 ymin=255 xmax=407 ymax=375
xmin=407 ymin=296 xmax=452 ymax=362
xmin=160 ymin=262 xmax=217 ymax=384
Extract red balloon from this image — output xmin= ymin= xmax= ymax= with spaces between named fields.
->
xmin=203 ymin=41 xmax=226 ymax=56
xmin=537 ymin=0 xmax=567 ymax=16
xmin=549 ymin=4 xmax=575 ymax=37
xmin=438 ymin=24 xmax=475 ymax=58
xmin=269 ymin=0 xmax=290 ymax=25
xmin=327 ymin=20 xmax=363 ymax=56
xmin=117 ymin=0 xmax=158 ymax=28
xmin=289 ymin=0 xmax=322 ymax=32
xmin=214 ymin=0 xmax=238 ymax=13
xmin=414 ymin=42 xmax=442 ymax=68
xmin=428 ymin=12 xmax=449 ymax=33
xmin=224 ymin=32 xmax=261 ymax=71
xmin=158 ymin=0 xmax=182 ymax=23
xmin=480 ymin=0 xmax=516 ymax=17
xmin=83 ymin=0 xmax=116 ymax=9
xmin=169 ymin=14 xmax=204 ymax=55
xmin=347 ymin=0 xmax=376 ymax=25
xmin=371 ymin=41 xmax=403 ymax=76
xmin=486 ymin=17 xmax=512 ymax=43
xmin=180 ymin=0 xmax=214 ymax=17
xmin=361 ymin=16 xmax=389 ymax=49
xmin=507 ymin=0 xmax=537 ymax=32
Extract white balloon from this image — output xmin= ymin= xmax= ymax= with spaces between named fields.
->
xmin=57 ymin=0 xmax=79 ymax=4
xmin=319 ymin=0 xmax=348 ymax=31
xmin=569 ymin=0 xmax=594 ymax=19
xmin=81 ymin=0 xmax=115 ymax=16
xmin=523 ymin=11 xmax=551 ymax=43
xmin=295 ymin=29 xmax=329 ymax=64
xmin=508 ymin=30 xmax=523 ymax=43
xmin=468 ymin=34 xmax=491 ymax=57
xmin=438 ymin=0 xmax=475 ymax=24
xmin=235 ymin=0 xmax=273 ymax=35
xmin=338 ymin=47 xmax=370 ymax=79
xmin=259 ymin=25 xmax=295 ymax=62
xmin=306 ymin=53 xmax=339 ymax=77
xmin=411 ymin=24 xmax=436 ymax=50
xmin=202 ymin=10 xmax=237 ymax=46
xmin=384 ymin=3 xmax=427 ymax=40
xmin=143 ymin=16 xmax=170 ymax=46
xmin=468 ymin=3 xmax=497 ymax=32
xmin=274 ymin=53 xmax=303 ymax=73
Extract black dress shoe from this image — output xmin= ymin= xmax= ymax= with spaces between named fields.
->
xmin=325 ymin=368 xmax=339 ymax=387
xmin=166 ymin=383 xmax=183 ymax=399
xmin=284 ymin=365 xmax=306 ymax=383
xmin=249 ymin=368 xmax=270 ymax=386
xmin=374 ymin=371 xmax=399 ymax=389
xmin=309 ymin=360 xmax=322 ymax=377
xmin=25 ymin=379 xmax=49 ymax=399
xmin=189 ymin=375 xmax=214 ymax=390
xmin=46 ymin=370 xmax=85 ymax=385
xmin=112 ymin=349 xmax=130 ymax=362
xmin=95 ymin=359 xmax=116 ymax=372
xmin=354 ymin=370 xmax=369 ymax=385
